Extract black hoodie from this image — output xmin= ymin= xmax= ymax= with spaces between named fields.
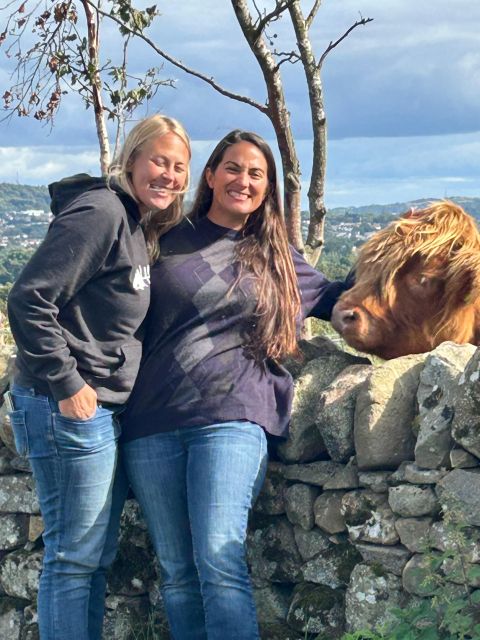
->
xmin=8 ymin=174 xmax=151 ymax=403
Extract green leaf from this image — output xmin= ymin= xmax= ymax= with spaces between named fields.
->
xmin=467 ymin=565 xmax=480 ymax=580
xmin=470 ymin=589 xmax=480 ymax=603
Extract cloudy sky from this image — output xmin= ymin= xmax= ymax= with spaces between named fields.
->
xmin=0 ymin=0 xmax=479 ymax=207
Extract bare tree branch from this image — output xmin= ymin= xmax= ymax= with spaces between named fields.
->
xmin=0 ymin=0 xmax=22 ymax=12
xmin=86 ymin=0 xmax=269 ymax=115
xmin=318 ymin=15 xmax=373 ymax=68
xmin=274 ymin=50 xmax=300 ymax=70
xmin=251 ymin=0 xmax=263 ymax=24
xmin=254 ymin=0 xmax=290 ymax=39
xmin=113 ymin=35 xmax=129 ymax=157
xmin=305 ymin=0 xmax=322 ymax=30
xmin=287 ymin=0 xmax=326 ymax=262
xmin=231 ymin=0 xmax=303 ymax=251
xmin=73 ymin=0 xmax=371 ymax=262
xmin=1 ymin=0 xmax=175 ymax=171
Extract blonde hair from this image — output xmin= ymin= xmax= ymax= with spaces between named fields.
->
xmin=353 ymin=200 xmax=480 ymax=341
xmin=109 ymin=114 xmax=191 ymax=261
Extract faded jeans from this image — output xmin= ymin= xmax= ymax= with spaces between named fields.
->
xmin=9 ymin=383 xmax=128 ymax=640
xmin=123 ymin=420 xmax=268 ymax=640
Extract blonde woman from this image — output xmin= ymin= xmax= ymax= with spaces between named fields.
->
xmin=7 ymin=114 xmax=190 ymax=640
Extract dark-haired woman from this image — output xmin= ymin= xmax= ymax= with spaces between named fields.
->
xmin=121 ymin=130 xmax=348 ymax=640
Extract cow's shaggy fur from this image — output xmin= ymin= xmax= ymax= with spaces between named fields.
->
xmin=331 ymin=201 xmax=480 ymax=358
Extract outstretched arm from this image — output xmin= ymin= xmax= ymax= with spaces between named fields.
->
xmin=291 ymin=247 xmax=352 ymax=320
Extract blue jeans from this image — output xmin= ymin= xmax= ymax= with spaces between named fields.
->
xmin=9 ymin=384 xmax=129 ymax=640
xmin=123 ymin=421 xmax=268 ymax=640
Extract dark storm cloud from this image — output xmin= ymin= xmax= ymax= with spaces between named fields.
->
xmin=1 ymin=0 xmax=479 ymax=145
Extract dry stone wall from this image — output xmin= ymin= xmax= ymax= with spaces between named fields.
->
xmin=0 ymin=338 xmax=480 ymax=639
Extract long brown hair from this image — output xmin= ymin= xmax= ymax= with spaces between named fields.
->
xmin=109 ymin=114 xmax=191 ymax=261
xmin=191 ymin=130 xmax=301 ymax=361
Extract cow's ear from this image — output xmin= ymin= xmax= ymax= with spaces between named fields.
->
xmin=459 ymin=267 xmax=480 ymax=305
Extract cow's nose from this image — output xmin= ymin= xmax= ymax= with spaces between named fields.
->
xmin=331 ymin=305 xmax=362 ymax=334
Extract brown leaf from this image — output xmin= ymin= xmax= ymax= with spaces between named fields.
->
xmin=48 ymin=56 xmax=58 ymax=72
xmin=54 ymin=3 xmax=67 ymax=23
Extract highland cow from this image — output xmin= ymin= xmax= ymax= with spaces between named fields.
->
xmin=331 ymin=201 xmax=480 ymax=359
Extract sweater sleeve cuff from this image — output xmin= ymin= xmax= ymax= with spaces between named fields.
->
xmin=310 ymin=281 xmax=349 ymax=321
xmin=49 ymin=371 xmax=86 ymax=402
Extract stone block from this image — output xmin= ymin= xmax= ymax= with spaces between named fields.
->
xmin=0 ymin=514 xmax=29 ymax=550
xmin=286 ymin=583 xmax=344 ymax=635
xmin=284 ymin=484 xmax=318 ymax=531
xmin=388 ymin=485 xmax=439 ymax=517
xmin=278 ymin=351 xmax=369 ymax=463
xmin=342 ymin=491 xmax=399 ymax=545
xmin=354 ymin=354 xmax=426 ymax=470
xmin=0 ymin=549 xmax=42 ymax=600
xmin=314 ymin=492 xmax=346 ymax=535
xmin=316 ymin=364 xmax=371 ymax=462
xmin=345 ymin=564 xmax=407 ymax=633
xmin=0 ymin=476 xmax=39 ymax=514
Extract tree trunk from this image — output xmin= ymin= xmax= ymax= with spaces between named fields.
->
xmin=232 ymin=0 xmax=304 ymax=252
xmin=288 ymin=0 xmax=327 ymax=266
xmin=82 ymin=0 xmax=110 ymax=174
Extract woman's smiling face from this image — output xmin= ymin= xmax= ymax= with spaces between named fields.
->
xmin=205 ymin=141 xmax=269 ymax=230
xmin=130 ymin=131 xmax=190 ymax=214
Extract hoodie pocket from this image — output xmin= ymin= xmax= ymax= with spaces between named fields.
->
xmin=113 ymin=343 xmax=143 ymax=387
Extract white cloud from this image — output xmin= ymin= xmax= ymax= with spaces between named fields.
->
xmin=2 ymin=131 xmax=478 ymax=209
xmin=0 ymin=147 xmax=100 ymax=183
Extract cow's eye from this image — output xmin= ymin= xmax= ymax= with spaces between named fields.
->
xmin=410 ymin=273 xmax=443 ymax=297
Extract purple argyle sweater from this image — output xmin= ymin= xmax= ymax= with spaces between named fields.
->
xmin=121 ymin=216 xmax=346 ymax=441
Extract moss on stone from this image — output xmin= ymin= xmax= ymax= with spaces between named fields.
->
xmin=287 ymin=583 xmax=344 ymax=637
xmin=370 ymin=562 xmax=388 ymax=578
xmin=293 ymin=582 xmax=342 ymax=613
xmin=342 ymin=495 xmax=377 ymax=527
xmin=336 ymin=544 xmax=362 ymax=583
xmin=258 ymin=622 xmax=304 ymax=640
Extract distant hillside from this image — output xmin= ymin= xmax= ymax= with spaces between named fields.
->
xmin=328 ymin=196 xmax=480 ymax=220
xmin=0 ymin=183 xmax=50 ymax=213
xmin=0 ymin=184 xmax=479 ymax=290
xmin=2 ymin=183 xmax=479 ymax=219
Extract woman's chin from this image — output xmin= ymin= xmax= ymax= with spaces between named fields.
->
xmin=143 ymin=195 xmax=174 ymax=212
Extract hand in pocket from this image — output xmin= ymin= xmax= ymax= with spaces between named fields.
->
xmin=58 ymin=384 xmax=98 ymax=420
